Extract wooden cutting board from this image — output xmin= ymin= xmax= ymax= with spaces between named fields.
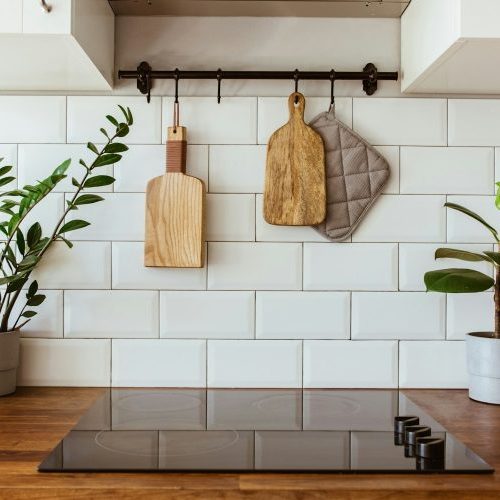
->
xmin=264 ymin=92 xmax=326 ymax=226
xmin=144 ymin=126 xmax=205 ymax=268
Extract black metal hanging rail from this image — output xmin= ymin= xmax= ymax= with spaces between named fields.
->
xmin=118 ymin=61 xmax=398 ymax=103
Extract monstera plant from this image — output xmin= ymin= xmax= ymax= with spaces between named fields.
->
xmin=424 ymin=197 xmax=500 ymax=405
xmin=0 ymin=106 xmax=133 ymax=396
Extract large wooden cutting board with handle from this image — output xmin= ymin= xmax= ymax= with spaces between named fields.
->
xmin=144 ymin=126 xmax=205 ymax=268
xmin=264 ymin=92 xmax=326 ymax=226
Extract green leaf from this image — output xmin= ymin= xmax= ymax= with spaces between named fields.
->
xmin=100 ymin=127 xmax=109 ymax=139
xmin=74 ymin=194 xmax=104 ymax=205
xmin=106 ymin=115 xmax=119 ymax=127
xmin=27 ymin=294 xmax=46 ymax=307
xmin=16 ymin=229 xmax=25 ymax=256
xmin=26 ymin=222 xmax=42 ymax=248
xmin=484 ymin=251 xmax=500 ymax=265
xmin=424 ymin=268 xmax=495 ymax=293
xmin=0 ymin=274 xmax=21 ymax=286
xmin=435 ymin=247 xmax=493 ymax=263
xmin=79 ymin=159 xmax=88 ymax=169
xmin=126 ymin=107 xmax=133 ymax=125
xmin=6 ymin=276 xmax=28 ymax=293
xmin=22 ymin=311 xmax=37 ymax=318
xmin=93 ymin=154 xmax=121 ymax=168
xmin=52 ymin=159 xmax=71 ymax=176
xmin=87 ymin=142 xmax=99 ymax=155
xmin=27 ymin=280 xmax=38 ymax=297
xmin=445 ymin=202 xmax=499 ymax=242
xmin=116 ymin=123 xmax=129 ymax=137
xmin=83 ymin=175 xmax=115 ymax=188
xmin=72 ymin=177 xmax=81 ymax=188
xmin=104 ymin=143 xmax=128 ymax=154
xmin=0 ymin=176 xmax=15 ymax=187
xmin=18 ymin=254 xmax=38 ymax=270
xmin=496 ymin=182 xmax=500 ymax=210
xmin=59 ymin=219 xmax=90 ymax=234
xmin=0 ymin=165 xmax=13 ymax=176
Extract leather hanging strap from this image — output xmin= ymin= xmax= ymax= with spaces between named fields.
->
xmin=166 ymin=126 xmax=187 ymax=173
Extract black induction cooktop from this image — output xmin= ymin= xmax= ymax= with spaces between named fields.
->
xmin=38 ymin=389 xmax=493 ymax=473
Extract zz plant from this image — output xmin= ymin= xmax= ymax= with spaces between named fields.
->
xmin=0 ymin=106 xmax=133 ymax=333
xmin=424 ymin=200 xmax=500 ymax=339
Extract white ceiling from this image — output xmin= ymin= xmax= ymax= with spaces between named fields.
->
xmin=109 ymin=0 xmax=410 ymax=18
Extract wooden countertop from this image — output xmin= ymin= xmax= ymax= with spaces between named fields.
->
xmin=0 ymin=388 xmax=499 ymax=499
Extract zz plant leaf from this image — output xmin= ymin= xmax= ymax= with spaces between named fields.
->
xmin=0 ymin=106 xmax=133 ymax=332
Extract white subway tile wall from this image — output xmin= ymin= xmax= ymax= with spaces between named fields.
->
xmin=0 ymin=94 xmax=495 ymax=389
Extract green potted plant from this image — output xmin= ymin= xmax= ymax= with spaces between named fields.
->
xmin=424 ymin=200 xmax=500 ymax=404
xmin=0 ymin=106 xmax=133 ymax=396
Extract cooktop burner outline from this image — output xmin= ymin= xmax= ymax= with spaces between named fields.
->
xmin=38 ymin=389 xmax=494 ymax=474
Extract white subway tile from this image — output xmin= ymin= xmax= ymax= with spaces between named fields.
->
xmin=20 ymin=193 xmax=64 ymax=237
xmin=256 ymin=292 xmax=349 ymax=339
xmin=0 ymin=96 xmax=66 ymax=143
xmin=447 ymin=196 xmax=498 ymax=243
xmin=399 ymin=341 xmax=468 ymax=388
xmin=65 ymin=290 xmax=158 ymax=339
xmin=303 ymin=340 xmax=398 ymax=388
xmin=304 ymin=243 xmax=398 ymax=291
xmin=66 ymin=193 xmax=145 ymax=241
xmin=209 ymin=145 xmax=265 ymax=193
xmin=114 ymin=145 xmax=208 ymax=192
xmin=16 ymin=290 xmax=63 ymax=338
xmin=18 ymin=144 xmax=113 ymax=192
xmin=449 ymin=99 xmax=500 ymax=146
xmin=112 ymin=339 xmax=206 ymax=387
xmin=18 ymin=339 xmax=110 ymax=386
xmin=399 ymin=243 xmax=493 ymax=291
xmin=112 ymin=242 xmax=206 ymax=290
xmin=352 ymin=292 xmax=445 ymax=340
xmin=447 ymin=293 xmax=494 ymax=340
xmin=160 ymin=291 xmax=254 ymax=339
xmin=67 ymin=96 xmax=161 ymax=144
xmin=206 ymin=194 xmax=255 ymax=241
xmin=208 ymin=243 xmax=302 ymax=290
xmin=353 ymin=98 xmax=447 ymax=146
xmin=163 ymin=97 xmax=256 ymax=144
xmin=258 ymin=97 xmax=352 ymax=144
xmin=255 ymin=195 xmax=326 ymax=242
xmin=207 ymin=340 xmax=302 ymax=388
xmin=400 ymin=147 xmax=494 ymax=194
xmin=352 ymin=195 xmax=446 ymax=243
xmin=32 ymin=242 xmax=110 ymax=289
xmin=375 ymin=146 xmax=399 ymax=194
xmin=0 ymin=144 xmax=17 ymax=190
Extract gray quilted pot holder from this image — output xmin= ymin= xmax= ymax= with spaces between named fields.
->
xmin=309 ymin=107 xmax=390 ymax=241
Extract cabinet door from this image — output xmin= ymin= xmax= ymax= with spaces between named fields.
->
xmin=0 ymin=0 xmax=22 ymax=33
xmin=23 ymin=0 xmax=72 ymax=34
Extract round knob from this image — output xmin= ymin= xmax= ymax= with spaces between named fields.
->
xmin=404 ymin=425 xmax=431 ymax=445
xmin=416 ymin=436 xmax=445 ymax=460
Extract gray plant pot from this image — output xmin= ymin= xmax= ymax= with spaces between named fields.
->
xmin=466 ymin=332 xmax=500 ymax=405
xmin=0 ymin=330 xmax=20 ymax=396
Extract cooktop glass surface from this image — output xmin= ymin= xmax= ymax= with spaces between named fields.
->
xmin=38 ymin=389 xmax=493 ymax=473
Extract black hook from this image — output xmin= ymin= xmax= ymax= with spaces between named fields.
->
xmin=174 ymin=68 xmax=180 ymax=104
xmin=216 ymin=68 xmax=222 ymax=103
xmin=137 ymin=61 xmax=152 ymax=103
xmin=293 ymin=69 xmax=299 ymax=103
xmin=329 ymin=69 xmax=336 ymax=110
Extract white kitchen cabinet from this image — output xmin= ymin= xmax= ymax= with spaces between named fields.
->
xmin=401 ymin=0 xmax=500 ymax=94
xmin=0 ymin=0 xmax=114 ymax=91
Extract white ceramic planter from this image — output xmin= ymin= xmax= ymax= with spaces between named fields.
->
xmin=0 ymin=330 xmax=20 ymax=396
xmin=466 ymin=332 xmax=500 ymax=405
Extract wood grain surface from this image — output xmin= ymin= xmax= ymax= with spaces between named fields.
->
xmin=144 ymin=126 xmax=205 ymax=268
xmin=264 ymin=92 xmax=326 ymax=226
xmin=0 ymin=388 xmax=499 ymax=499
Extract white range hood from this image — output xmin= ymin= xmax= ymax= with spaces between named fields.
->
xmin=0 ymin=0 xmax=114 ymax=92
xmin=401 ymin=0 xmax=500 ymax=94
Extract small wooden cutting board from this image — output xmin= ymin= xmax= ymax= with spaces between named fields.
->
xmin=144 ymin=126 xmax=205 ymax=268
xmin=264 ymin=92 xmax=326 ymax=226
